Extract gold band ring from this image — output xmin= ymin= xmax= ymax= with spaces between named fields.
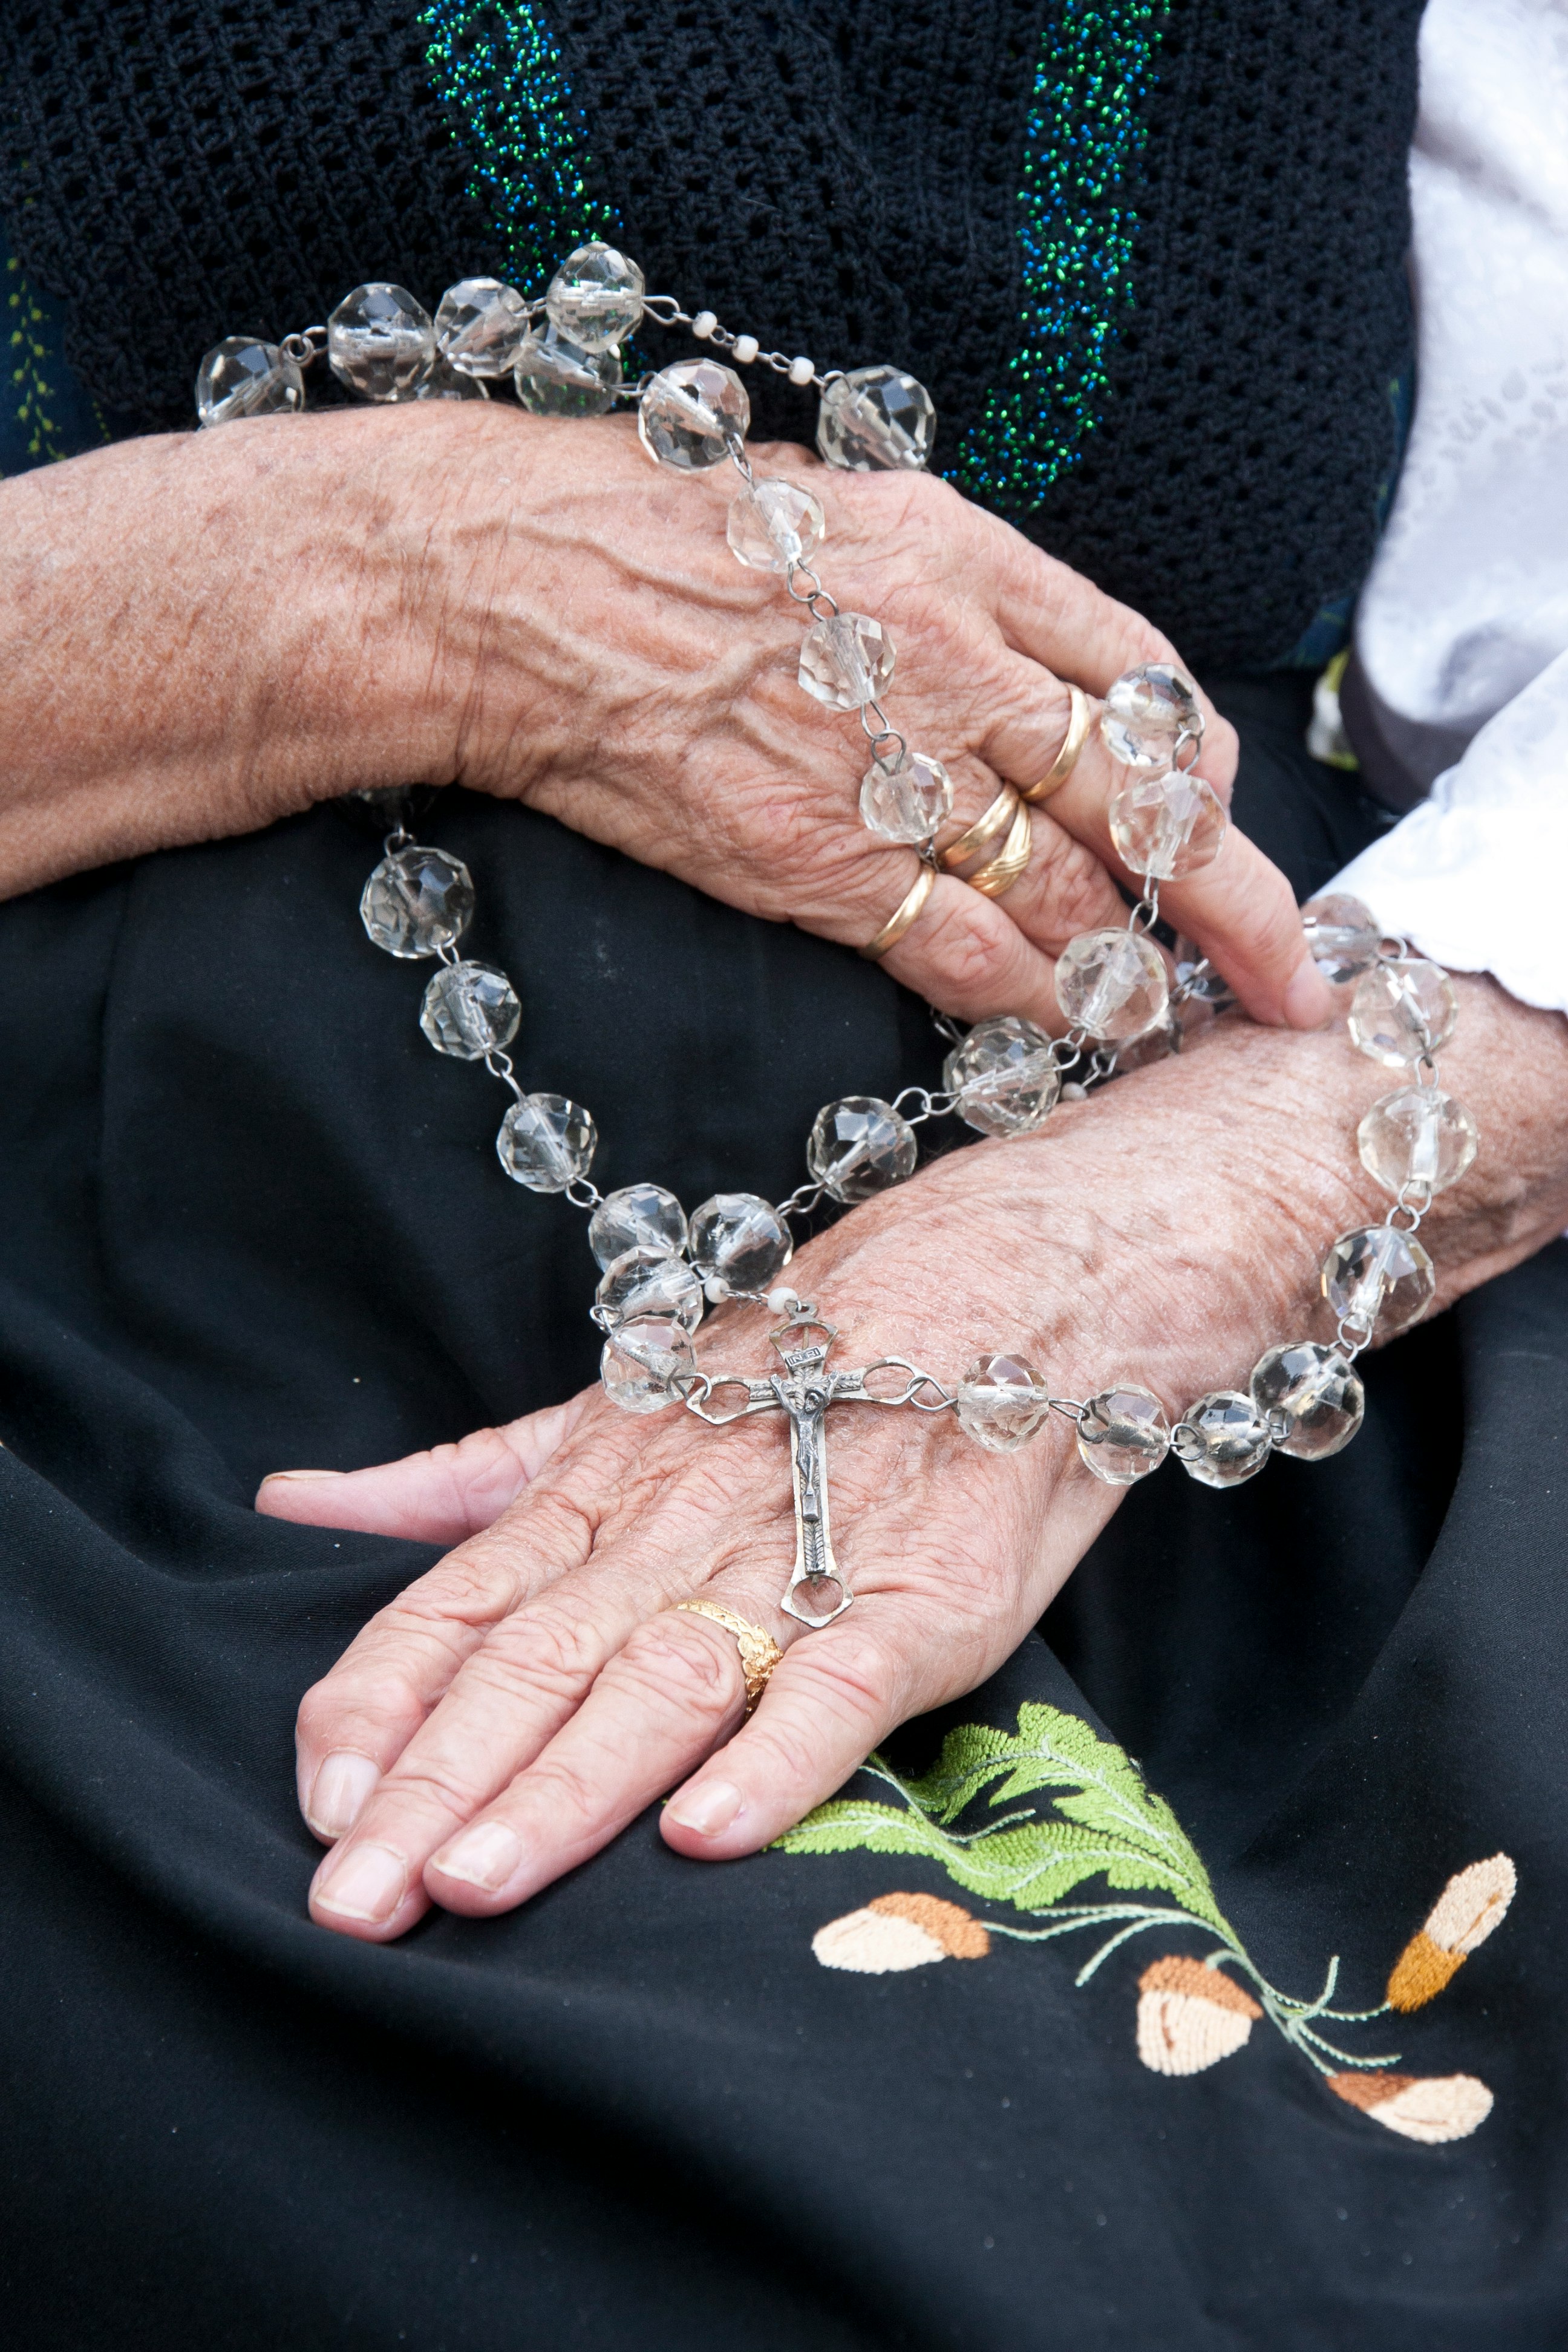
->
xmin=859 ymin=860 xmax=936 ymax=961
xmin=1019 ymin=683 xmax=1092 ymax=803
xmin=937 ymin=783 xmax=1022 ymax=874
xmin=671 ymin=1601 xmax=785 ymax=1714
xmin=964 ymin=793 xmax=1033 ymax=898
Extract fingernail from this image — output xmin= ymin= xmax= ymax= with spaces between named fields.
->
xmin=665 ymin=1780 xmax=743 ymax=1837
xmin=307 ymin=1751 xmax=382 ymax=1840
xmin=259 ymin=1469 xmax=333 ymax=1484
xmin=433 ymin=1820 xmax=523 ymax=1891
xmin=1282 ymin=956 xmax=1335 ymax=1030
xmin=313 ymin=1840 xmax=408 ymax=1923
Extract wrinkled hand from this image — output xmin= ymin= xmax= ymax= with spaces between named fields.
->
xmin=260 ymin=979 xmax=1568 ymax=1943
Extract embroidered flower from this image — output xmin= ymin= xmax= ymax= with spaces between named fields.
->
xmin=1135 ymin=1955 xmax=1263 ymax=2076
xmin=812 ymin=1892 xmax=991 ymax=1974
xmin=1327 ymin=2071 xmax=1494 ymax=2144
xmin=1386 ymin=1854 xmax=1517 ymax=2012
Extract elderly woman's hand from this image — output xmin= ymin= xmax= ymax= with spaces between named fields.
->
xmin=0 ymin=404 xmax=1330 ymax=1030
xmin=261 ymin=978 xmax=1568 ymax=1939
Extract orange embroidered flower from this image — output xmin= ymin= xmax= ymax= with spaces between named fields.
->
xmin=1387 ymin=1854 xmax=1516 ymax=2012
xmin=1328 ymin=2071 xmax=1494 ymax=2143
xmin=1135 ymin=1955 xmax=1263 ymax=2076
xmin=812 ymin=1892 xmax=991 ymax=1973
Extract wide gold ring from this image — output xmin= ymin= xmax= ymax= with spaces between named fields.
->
xmin=671 ymin=1600 xmax=785 ymax=1715
xmin=859 ymin=860 xmax=936 ymax=961
xmin=964 ymin=794 xmax=1033 ymax=898
xmin=1019 ymin=683 xmax=1091 ymax=803
xmin=937 ymin=783 xmax=1022 ymax=874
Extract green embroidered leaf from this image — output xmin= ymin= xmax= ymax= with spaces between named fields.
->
xmin=776 ymin=1703 xmax=1231 ymax=1933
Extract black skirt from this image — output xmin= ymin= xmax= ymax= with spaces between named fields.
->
xmin=1 ymin=675 xmax=1562 ymax=2350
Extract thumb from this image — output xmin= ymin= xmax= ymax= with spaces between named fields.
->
xmin=255 ymin=1393 xmax=590 ymax=1544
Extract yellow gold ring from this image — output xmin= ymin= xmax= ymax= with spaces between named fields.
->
xmin=858 ymin=860 xmax=936 ymax=961
xmin=937 ymin=783 xmax=1022 ymax=874
xmin=671 ymin=1601 xmax=785 ymax=1714
xmin=964 ymin=793 xmax=1033 ymax=898
xmin=1019 ymin=683 xmax=1091 ymax=803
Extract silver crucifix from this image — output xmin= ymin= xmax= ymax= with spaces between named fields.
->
xmin=681 ymin=1306 xmax=953 ymax=1630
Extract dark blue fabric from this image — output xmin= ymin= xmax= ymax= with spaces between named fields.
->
xmin=1 ymin=219 xmax=119 ymax=473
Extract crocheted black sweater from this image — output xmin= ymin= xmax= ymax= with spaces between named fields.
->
xmin=0 ymin=0 xmax=1422 ymax=669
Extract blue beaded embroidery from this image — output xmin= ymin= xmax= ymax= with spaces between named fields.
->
xmin=420 ymin=0 xmax=617 ymax=279
xmin=954 ymin=1 xmax=1165 ymax=512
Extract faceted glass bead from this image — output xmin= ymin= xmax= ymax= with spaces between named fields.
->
xmin=1358 ymin=1085 xmax=1479 ymax=1198
xmin=688 ymin=1194 xmax=793 ymax=1296
xmin=637 ymin=361 xmax=750 ymax=469
xmin=955 ymin=1352 xmax=1050 ymax=1453
xmin=1077 ymin=1387 xmax=1171 ymax=1485
xmin=806 ymin=1096 xmax=918 ymax=1203
xmin=599 ymin=1315 xmax=696 ymax=1415
xmin=942 ymin=1016 xmax=1060 ymax=1138
xmin=1322 ymin=1224 xmax=1436 ymax=1339
xmin=514 ymin=324 xmax=622 ymax=417
xmin=815 ymin=366 xmax=936 ymax=471
xmin=1172 ymin=938 xmax=1237 ymax=1008
xmin=327 ymin=284 xmax=436 ymax=402
xmin=588 ymin=1183 xmax=687 ymax=1271
xmin=419 ymin=961 xmax=521 ymax=1059
xmin=1108 ymin=769 xmax=1227 ymax=881
xmin=859 ymin=751 xmax=952 ymax=844
xmin=1113 ymin=1015 xmax=1181 ymax=1071
xmin=799 ymin=613 xmax=895 ymax=710
xmin=726 ymin=478 xmax=826 ymax=572
xmin=1249 ymin=1342 xmax=1365 ymax=1460
xmin=1176 ymin=1390 xmax=1272 ymax=1489
xmin=595 ymin=1245 xmax=704 ymax=1334
xmin=1054 ymin=927 xmax=1169 ymax=1042
xmin=195 ymin=337 xmax=304 ymax=427
xmin=359 ymin=846 xmax=474 ymax=958
xmin=414 ymin=361 xmax=487 ymax=402
xmin=1100 ymin=663 xmax=1202 ymax=769
xmin=434 ymin=278 xmax=530 ymax=376
xmin=496 ymin=1094 xmax=597 ymax=1192
xmin=1301 ymin=892 xmax=1381 ymax=985
xmin=1348 ymin=959 xmax=1459 ymax=1066
xmin=545 ymin=243 xmax=645 ymax=353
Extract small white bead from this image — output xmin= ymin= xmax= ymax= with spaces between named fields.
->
xmin=788 ymin=354 xmax=815 ymax=385
xmin=733 ymin=334 xmax=759 ymax=365
xmin=766 ymin=1287 xmax=801 ymax=1316
xmin=691 ymin=310 xmax=717 ymax=340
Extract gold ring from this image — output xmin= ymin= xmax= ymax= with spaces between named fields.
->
xmin=858 ymin=860 xmax=936 ymax=961
xmin=671 ymin=1601 xmax=785 ymax=1714
xmin=964 ymin=794 xmax=1033 ymax=898
xmin=938 ymin=783 xmax=1022 ymax=874
xmin=1019 ymin=683 xmax=1091 ymax=803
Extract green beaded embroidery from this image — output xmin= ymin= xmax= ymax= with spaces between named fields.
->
xmin=955 ymin=1 xmax=1165 ymax=511
xmin=420 ymin=0 xmax=617 ymax=280
xmin=5 ymin=252 xmax=85 ymax=472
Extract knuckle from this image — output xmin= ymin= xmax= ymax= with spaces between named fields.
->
xmin=607 ymin=1618 xmax=739 ymax=1716
xmin=1028 ymin=825 xmax=1119 ymax=936
xmin=477 ymin=1601 xmax=607 ymax=1702
xmin=929 ymin=904 xmax=1021 ymax=1003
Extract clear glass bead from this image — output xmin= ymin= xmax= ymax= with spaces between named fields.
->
xmin=1054 ymin=927 xmax=1169 ymax=1042
xmin=815 ymin=365 xmax=936 ymax=471
xmin=414 ymin=359 xmax=488 ymax=402
xmin=1348 ymin=959 xmax=1459 ymax=1066
xmin=1249 ymin=1342 xmax=1364 ymax=1460
xmin=1100 ymin=664 xmax=1202 ymax=769
xmin=587 ymin=1182 xmax=687 ymax=1271
xmin=195 ymin=337 xmax=304 ymax=426
xmin=1301 ymin=892 xmax=1380 ymax=985
xmin=599 ymin=1314 xmax=696 ymax=1414
xmin=419 ymin=961 xmax=521 ymax=1059
xmin=942 ymin=1016 xmax=1061 ymax=1137
xmin=1322 ymin=1224 xmax=1436 ymax=1339
xmin=595 ymin=1245 xmax=704 ymax=1333
xmin=859 ymin=751 xmax=952 ymax=844
xmin=359 ymin=846 xmax=474 ymax=958
xmin=514 ymin=323 xmax=622 ymax=417
xmin=688 ymin=1194 xmax=792 ymax=1296
xmin=1114 ymin=1014 xmax=1181 ymax=1071
xmin=496 ymin=1094 xmax=597 ymax=1192
xmin=1077 ymin=1387 xmax=1171 ymax=1484
xmin=327 ymin=284 xmax=436 ymax=402
xmin=1358 ymin=1085 xmax=1479 ymax=1199
xmin=806 ymin=1096 xmax=918 ymax=1203
xmin=799 ymin=613 xmax=895 ymax=710
xmin=434 ymin=277 xmax=531 ymax=376
xmin=637 ymin=360 xmax=750 ymax=469
xmin=1176 ymin=1390 xmax=1273 ymax=1488
xmin=955 ymin=1352 xmax=1050 ymax=1452
xmin=726 ymin=478 xmax=825 ymax=572
xmin=1172 ymin=938 xmax=1237 ymax=1008
xmin=1108 ymin=769 xmax=1227 ymax=881
xmin=545 ymin=242 xmax=645 ymax=353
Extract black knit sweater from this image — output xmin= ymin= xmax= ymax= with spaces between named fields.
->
xmin=1 ymin=0 xmax=1423 ymax=668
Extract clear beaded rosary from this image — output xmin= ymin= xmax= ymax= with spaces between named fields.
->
xmin=196 ymin=244 xmax=1481 ymax=1632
